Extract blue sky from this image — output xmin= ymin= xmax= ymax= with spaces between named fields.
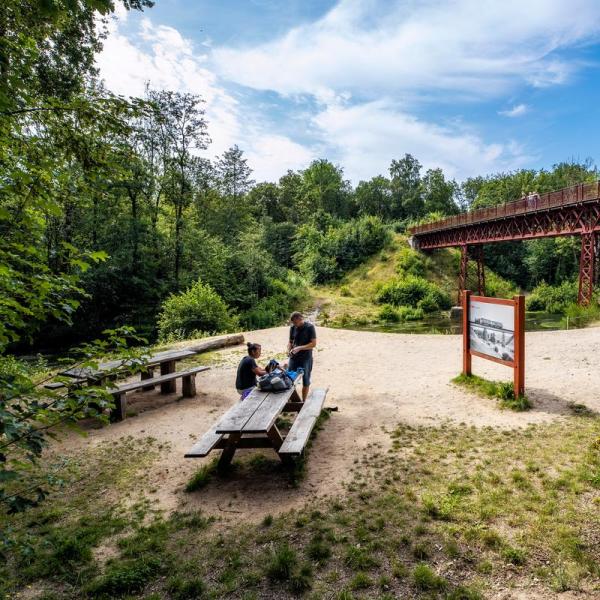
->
xmin=97 ymin=0 xmax=600 ymax=183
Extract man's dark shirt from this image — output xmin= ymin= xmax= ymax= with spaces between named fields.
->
xmin=236 ymin=356 xmax=258 ymax=390
xmin=289 ymin=322 xmax=317 ymax=362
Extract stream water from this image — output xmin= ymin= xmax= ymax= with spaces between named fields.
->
xmin=327 ymin=311 xmax=593 ymax=335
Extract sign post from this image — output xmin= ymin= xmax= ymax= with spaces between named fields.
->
xmin=462 ymin=291 xmax=525 ymax=398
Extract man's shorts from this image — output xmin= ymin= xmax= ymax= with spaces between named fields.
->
xmin=288 ymin=354 xmax=313 ymax=387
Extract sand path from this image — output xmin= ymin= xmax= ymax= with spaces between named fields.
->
xmin=53 ymin=326 xmax=600 ymax=521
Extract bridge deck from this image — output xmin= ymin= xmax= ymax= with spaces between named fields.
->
xmin=410 ymin=181 xmax=600 ymax=236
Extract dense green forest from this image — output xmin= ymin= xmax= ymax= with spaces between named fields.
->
xmin=2 ymin=1 xmax=598 ymax=356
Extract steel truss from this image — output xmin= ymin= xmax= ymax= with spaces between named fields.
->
xmin=458 ymin=245 xmax=486 ymax=303
xmin=414 ymin=202 xmax=600 ymax=305
xmin=415 ymin=202 xmax=600 ymax=250
xmin=579 ymin=232 xmax=596 ymax=305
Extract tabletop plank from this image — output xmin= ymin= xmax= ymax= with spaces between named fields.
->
xmin=215 ymin=390 xmax=270 ymax=434
xmin=242 ymin=386 xmax=298 ymax=434
xmin=60 ymin=349 xmax=197 ymax=379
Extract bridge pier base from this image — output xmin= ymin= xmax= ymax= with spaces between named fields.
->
xmin=578 ymin=232 xmax=596 ymax=306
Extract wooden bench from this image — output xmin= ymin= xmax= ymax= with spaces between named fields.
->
xmin=279 ymin=388 xmax=328 ymax=456
xmin=184 ymin=429 xmax=224 ymax=458
xmin=44 ymin=378 xmax=87 ymax=390
xmin=110 ymin=366 xmax=210 ymax=421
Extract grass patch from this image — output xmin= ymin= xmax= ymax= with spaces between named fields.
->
xmin=412 ymin=563 xmax=447 ymax=591
xmin=4 ymin=408 xmax=600 ymax=598
xmin=185 ymin=458 xmax=218 ymax=492
xmin=453 ymin=373 xmax=531 ymax=411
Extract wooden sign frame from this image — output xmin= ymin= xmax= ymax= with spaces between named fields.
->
xmin=462 ymin=290 xmax=525 ymax=397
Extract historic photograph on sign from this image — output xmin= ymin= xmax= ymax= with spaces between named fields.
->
xmin=469 ymin=300 xmax=515 ymax=363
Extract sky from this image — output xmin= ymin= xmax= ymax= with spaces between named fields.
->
xmin=97 ymin=0 xmax=600 ymax=184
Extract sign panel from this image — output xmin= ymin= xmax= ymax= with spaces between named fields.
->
xmin=469 ymin=300 xmax=515 ymax=363
xmin=462 ymin=291 xmax=525 ymax=397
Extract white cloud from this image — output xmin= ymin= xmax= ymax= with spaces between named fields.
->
xmin=96 ymin=12 xmax=315 ymax=179
xmin=97 ymin=15 xmax=241 ymax=156
xmin=213 ymin=0 xmax=600 ymax=100
xmin=312 ymin=100 xmax=532 ymax=181
xmin=245 ymin=134 xmax=315 ymax=181
xmin=499 ymin=103 xmax=529 ymax=117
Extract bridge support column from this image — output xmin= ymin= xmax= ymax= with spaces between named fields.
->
xmin=458 ymin=245 xmax=468 ymax=304
xmin=475 ymin=245 xmax=486 ymax=297
xmin=578 ymin=232 xmax=596 ymax=306
xmin=458 ymin=245 xmax=486 ymax=303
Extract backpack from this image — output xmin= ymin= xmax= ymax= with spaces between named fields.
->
xmin=257 ymin=368 xmax=293 ymax=392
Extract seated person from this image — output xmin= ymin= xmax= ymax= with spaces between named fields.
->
xmin=235 ymin=342 xmax=266 ymax=400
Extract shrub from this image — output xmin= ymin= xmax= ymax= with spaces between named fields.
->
xmin=396 ymin=247 xmax=429 ymax=277
xmin=526 ymin=280 xmax=578 ymax=313
xmin=377 ymin=304 xmax=400 ymax=322
xmin=376 ymin=276 xmax=450 ymax=312
xmin=239 ymin=273 xmax=308 ymax=330
xmin=158 ymin=280 xmax=234 ymax=341
xmin=295 ymin=216 xmax=391 ymax=283
xmin=397 ymin=306 xmax=424 ymax=321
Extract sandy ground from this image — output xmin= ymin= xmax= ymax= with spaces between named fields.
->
xmin=53 ymin=326 xmax=600 ymax=522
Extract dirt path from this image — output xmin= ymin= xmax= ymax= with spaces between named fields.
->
xmin=53 ymin=326 xmax=600 ymax=522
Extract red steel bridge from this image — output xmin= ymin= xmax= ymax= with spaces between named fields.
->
xmin=409 ymin=181 xmax=600 ymax=305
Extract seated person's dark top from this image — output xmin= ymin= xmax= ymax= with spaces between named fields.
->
xmin=289 ymin=322 xmax=317 ymax=361
xmin=236 ymin=356 xmax=258 ymax=390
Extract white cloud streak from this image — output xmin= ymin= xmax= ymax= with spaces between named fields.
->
xmin=96 ymin=13 xmax=315 ymax=179
xmin=313 ymin=100 xmax=533 ymax=181
xmin=213 ymin=0 xmax=600 ymax=100
xmin=499 ymin=103 xmax=529 ymax=117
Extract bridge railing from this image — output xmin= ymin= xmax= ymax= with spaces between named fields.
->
xmin=409 ymin=180 xmax=600 ymax=235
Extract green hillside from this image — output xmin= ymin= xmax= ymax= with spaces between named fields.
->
xmin=312 ymin=235 xmax=517 ymax=328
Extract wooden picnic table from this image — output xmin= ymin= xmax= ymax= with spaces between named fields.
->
xmin=186 ymin=380 xmax=328 ymax=468
xmin=59 ymin=348 xmax=197 ymax=394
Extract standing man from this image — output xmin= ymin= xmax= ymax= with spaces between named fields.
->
xmin=287 ymin=311 xmax=317 ymax=401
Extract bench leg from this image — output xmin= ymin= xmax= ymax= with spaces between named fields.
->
xmin=218 ymin=433 xmax=241 ymax=471
xmin=160 ymin=360 xmax=177 ymax=394
xmin=141 ymin=367 xmax=155 ymax=391
xmin=182 ymin=374 xmax=196 ymax=397
xmin=267 ymin=425 xmax=284 ymax=453
xmin=110 ymin=392 xmax=127 ymax=422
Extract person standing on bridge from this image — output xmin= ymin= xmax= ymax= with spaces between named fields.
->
xmin=527 ymin=190 xmax=539 ymax=209
xmin=287 ymin=311 xmax=317 ymax=402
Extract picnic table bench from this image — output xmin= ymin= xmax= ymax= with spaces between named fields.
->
xmin=185 ymin=382 xmax=328 ymax=467
xmin=57 ymin=348 xmax=197 ymax=393
xmin=109 ymin=365 xmax=210 ymax=421
xmin=48 ymin=349 xmax=211 ymax=422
